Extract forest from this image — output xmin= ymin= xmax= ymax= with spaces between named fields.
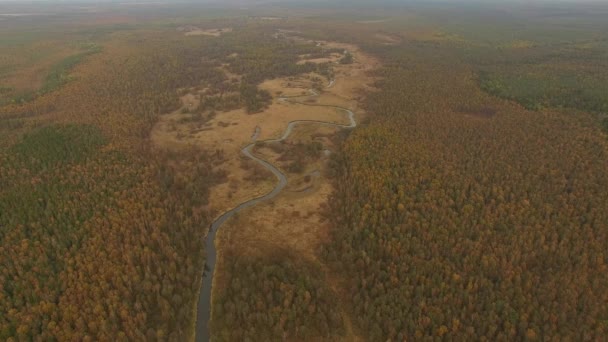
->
xmin=0 ymin=9 xmax=345 ymax=340
xmin=2 ymin=1 xmax=608 ymax=341
xmin=0 ymin=20 xmax=231 ymax=341
xmin=320 ymin=9 xmax=608 ymax=340
xmin=211 ymin=251 xmax=345 ymax=341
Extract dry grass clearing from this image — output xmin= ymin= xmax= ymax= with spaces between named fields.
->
xmin=150 ymin=39 xmax=377 ymax=253
xmin=153 ymin=101 xmax=347 ymax=152
xmin=151 ymin=38 xmax=378 ymax=224
xmin=217 ymin=121 xmax=340 ymax=259
xmin=151 ymin=88 xmax=347 ymax=216
xmin=217 ymin=176 xmax=335 ymax=259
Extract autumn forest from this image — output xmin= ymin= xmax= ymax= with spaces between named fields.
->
xmin=1 ymin=1 xmax=608 ymax=341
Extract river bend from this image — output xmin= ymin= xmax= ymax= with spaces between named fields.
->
xmin=195 ymin=79 xmax=356 ymax=342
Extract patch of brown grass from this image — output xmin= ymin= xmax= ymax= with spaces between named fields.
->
xmin=151 ymin=38 xmax=379 ymax=223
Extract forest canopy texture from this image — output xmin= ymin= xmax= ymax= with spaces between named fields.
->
xmin=1 ymin=1 xmax=608 ymax=341
xmin=323 ymin=32 xmax=608 ymax=342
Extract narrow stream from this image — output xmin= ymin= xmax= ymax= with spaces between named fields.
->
xmin=195 ymin=79 xmax=356 ymax=342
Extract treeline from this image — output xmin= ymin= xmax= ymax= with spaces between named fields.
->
xmin=322 ymin=42 xmax=608 ymax=340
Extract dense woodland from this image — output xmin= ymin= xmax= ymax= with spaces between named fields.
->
xmin=2 ymin=2 xmax=608 ymax=341
xmin=0 ymin=30 xmax=231 ymax=340
xmin=476 ymin=45 xmax=608 ymax=115
xmin=323 ymin=40 xmax=608 ymax=340
xmin=211 ymin=251 xmax=344 ymax=341
xmin=0 ymin=20 xmax=341 ymax=340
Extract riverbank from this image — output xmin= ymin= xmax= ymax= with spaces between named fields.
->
xmin=203 ymin=41 xmax=379 ymax=341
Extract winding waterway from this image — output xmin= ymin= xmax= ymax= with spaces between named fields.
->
xmin=194 ymin=79 xmax=356 ymax=342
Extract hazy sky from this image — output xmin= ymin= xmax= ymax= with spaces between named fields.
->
xmin=1 ymin=0 xmax=607 ymax=7
xmin=0 ymin=0 xmax=607 ymax=2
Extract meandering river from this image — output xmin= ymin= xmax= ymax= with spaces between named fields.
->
xmin=194 ymin=79 xmax=356 ymax=342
